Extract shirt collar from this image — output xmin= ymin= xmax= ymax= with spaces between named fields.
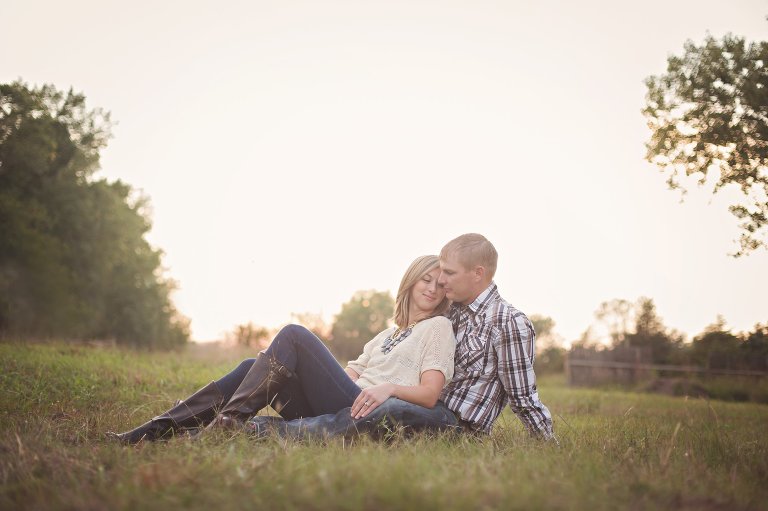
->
xmin=463 ymin=282 xmax=497 ymax=315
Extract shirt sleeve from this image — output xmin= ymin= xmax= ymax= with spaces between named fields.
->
xmin=346 ymin=329 xmax=386 ymax=376
xmin=495 ymin=312 xmax=554 ymax=438
xmin=419 ymin=317 xmax=456 ymax=386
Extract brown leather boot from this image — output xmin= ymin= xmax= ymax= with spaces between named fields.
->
xmin=109 ymin=380 xmax=225 ymax=444
xmin=207 ymin=352 xmax=293 ymax=430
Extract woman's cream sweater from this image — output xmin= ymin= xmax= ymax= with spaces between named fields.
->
xmin=346 ymin=316 xmax=456 ymax=389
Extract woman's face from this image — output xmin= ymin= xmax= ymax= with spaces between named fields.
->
xmin=409 ymin=267 xmax=446 ymax=318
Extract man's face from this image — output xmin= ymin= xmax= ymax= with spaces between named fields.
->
xmin=438 ymin=254 xmax=480 ymax=306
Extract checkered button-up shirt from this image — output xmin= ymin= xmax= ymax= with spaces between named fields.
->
xmin=440 ymin=283 xmax=554 ymax=437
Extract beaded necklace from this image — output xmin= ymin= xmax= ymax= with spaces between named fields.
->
xmin=380 ymin=321 xmax=418 ymax=354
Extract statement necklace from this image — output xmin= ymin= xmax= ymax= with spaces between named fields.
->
xmin=380 ymin=321 xmax=418 ymax=354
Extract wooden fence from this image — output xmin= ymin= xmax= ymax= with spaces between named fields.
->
xmin=566 ymin=346 xmax=768 ymax=386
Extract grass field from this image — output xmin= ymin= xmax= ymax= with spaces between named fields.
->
xmin=1 ymin=341 xmax=767 ymax=511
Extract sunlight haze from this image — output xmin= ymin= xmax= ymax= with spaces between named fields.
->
xmin=2 ymin=0 xmax=766 ymax=344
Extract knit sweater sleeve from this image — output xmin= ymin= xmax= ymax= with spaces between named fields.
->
xmin=346 ymin=329 xmax=389 ymax=375
xmin=419 ymin=316 xmax=456 ymax=385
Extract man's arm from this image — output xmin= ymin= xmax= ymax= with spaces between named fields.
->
xmin=495 ymin=314 xmax=555 ymax=439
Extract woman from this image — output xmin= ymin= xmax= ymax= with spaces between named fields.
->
xmin=110 ymin=255 xmax=455 ymax=444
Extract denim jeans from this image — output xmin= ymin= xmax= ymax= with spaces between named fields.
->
xmin=246 ymin=397 xmax=460 ymax=440
xmin=216 ymin=324 xmax=362 ymax=418
xmin=218 ymin=324 xmax=460 ymax=438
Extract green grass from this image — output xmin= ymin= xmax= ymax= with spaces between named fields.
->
xmin=1 ymin=342 xmax=767 ymax=511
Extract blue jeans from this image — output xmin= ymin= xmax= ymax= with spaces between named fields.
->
xmin=216 ymin=325 xmax=362 ymax=418
xmin=218 ymin=324 xmax=459 ymax=438
xmin=246 ymin=397 xmax=460 ymax=439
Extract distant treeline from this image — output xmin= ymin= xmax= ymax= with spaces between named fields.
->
xmin=537 ymin=298 xmax=768 ymax=374
xmin=230 ymin=290 xmax=395 ymax=363
xmin=0 ymin=81 xmax=188 ymax=348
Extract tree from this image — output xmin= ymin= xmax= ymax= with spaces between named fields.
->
xmin=594 ymin=299 xmax=634 ymax=346
xmin=587 ymin=297 xmax=682 ymax=363
xmin=690 ymin=317 xmax=741 ymax=370
xmin=1 ymin=81 xmax=111 ymax=335
xmin=290 ymin=311 xmax=331 ymax=341
xmin=328 ymin=290 xmax=393 ymax=362
xmin=644 ymin=33 xmax=768 ymax=255
xmin=0 ymin=81 xmax=188 ymax=347
xmin=535 ymin=345 xmax=566 ymax=374
xmin=0 ymin=82 xmax=111 ymax=188
xmin=529 ymin=314 xmax=555 ymax=346
xmin=740 ymin=323 xmax=768 ymax=371
xmin=226 ymin=322 xmax=272 ymax=348
xmin=622 ymin=297 xmax=683 ymax=364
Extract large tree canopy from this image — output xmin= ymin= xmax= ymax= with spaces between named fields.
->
xmin=644 ymin=33 xmax=768 ymax=255
xmin=0 ymin=81 xmax=189 ymax=347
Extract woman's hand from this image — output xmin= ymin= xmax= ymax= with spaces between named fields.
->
xmin=349 ymin=371 xmax=446 ymax=419
xmin=350 ymin=383 xmax=395 ymax=419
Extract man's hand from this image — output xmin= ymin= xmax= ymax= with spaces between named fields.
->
xmin=350 ymin=383 xmax=395 ymax=419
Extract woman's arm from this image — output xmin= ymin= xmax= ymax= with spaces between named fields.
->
xmin=350 ymin=370 xmax=445 ymax=419
xmin=346 ymin=331 xmax=387 ymax=378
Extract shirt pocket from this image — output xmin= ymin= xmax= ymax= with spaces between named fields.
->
xmin=462 ymin=334 xmax=487 ymax=373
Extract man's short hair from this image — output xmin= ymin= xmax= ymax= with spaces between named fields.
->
xmin=440 ymin=233 xmax=498 ymax=279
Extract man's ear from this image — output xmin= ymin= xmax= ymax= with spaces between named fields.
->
xmin=473 ymin=265 xmax=486 ymax=282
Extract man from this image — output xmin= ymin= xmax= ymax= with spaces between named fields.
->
xmin=435 ymin=233 xmax=554 ymax=437
xmin=247 ymin=233 xmax=554 ymax=440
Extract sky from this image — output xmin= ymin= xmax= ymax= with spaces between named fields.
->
xmin=2 ymin=0 xmax=766 ymax=344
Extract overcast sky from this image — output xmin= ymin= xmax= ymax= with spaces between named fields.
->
xmin=2 ymin=0 xmax=766 ymax=344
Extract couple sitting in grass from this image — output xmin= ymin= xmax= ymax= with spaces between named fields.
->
xmin=110 ymin=233 xmax=555 ymax=443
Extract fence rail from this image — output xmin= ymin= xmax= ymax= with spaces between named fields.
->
xmin=566 ymin=348 xmax=768 ymax=386
xmin=567 ymin=359 xmax=768 ymax=378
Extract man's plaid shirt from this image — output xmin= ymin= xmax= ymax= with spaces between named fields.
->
xmin=440 ymin=282 xmax=554 ymax=437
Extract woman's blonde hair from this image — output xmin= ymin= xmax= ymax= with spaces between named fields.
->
xmin=392 ymin=255 xmax=451 ymax=328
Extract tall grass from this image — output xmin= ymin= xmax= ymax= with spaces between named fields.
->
xmin=1 ymin=342 xmax=767 ymax=510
